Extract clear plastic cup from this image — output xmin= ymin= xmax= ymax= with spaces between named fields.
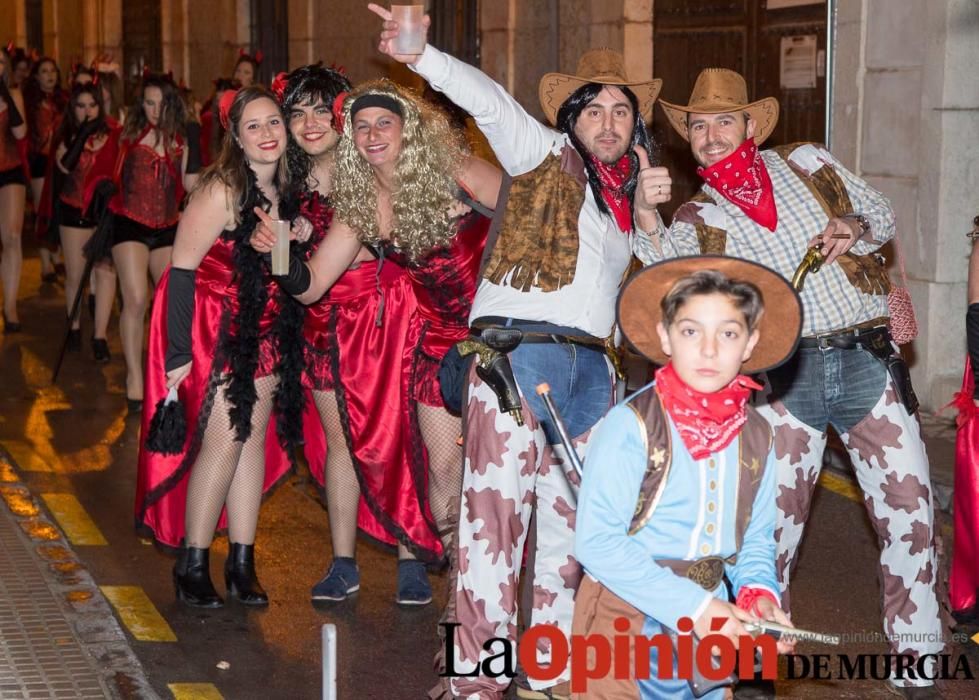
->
xmin=391 ymin=5 xmax=426 ymax=55
xmin=270 ymin=220 xmax=291 ymax=275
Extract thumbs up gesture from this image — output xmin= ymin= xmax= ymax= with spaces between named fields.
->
xmin=633 ymin=145 xmax=672 ymax=213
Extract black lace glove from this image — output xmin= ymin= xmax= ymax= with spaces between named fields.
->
xmin=0 ymin=81 xmax=23 ymax=128
xmin=968 ymin=303 xmax=979 ymax=399
xmin=265 ymin=247 xmax=312 ymax=296
xmin=165 ymin=267 xmax=196 ymax=372
xmin=184 ymin=121 xmax=202 ymax=174
xmin=61 ymin=119 xmax=101 ymax=172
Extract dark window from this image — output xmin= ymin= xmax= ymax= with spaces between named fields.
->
xmin=250 ymin=0 xmax=288 ymax=85
xmin=429 ymin=0 xmax=479 ymax=66
xmin=25 ymin=0 xmax=43 ymax=53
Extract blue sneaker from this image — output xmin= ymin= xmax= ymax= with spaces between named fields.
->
xmin=396 ymin=560 xmax=432 ymax=606
xmin=311 ymin=557 xmax=360 ymax=602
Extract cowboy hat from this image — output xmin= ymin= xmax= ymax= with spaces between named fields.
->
xmin=659 ymin=68 xmax=779 ymax=144
xmin=617 ymin=256 xmax=802 ymax=374
xmin=538 ymin=48 xmax=662 ymax=126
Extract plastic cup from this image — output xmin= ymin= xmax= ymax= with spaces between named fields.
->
xmin=270 ymin=220 xmax=290 ymax=275
xmin=391 ymin=5 xmax=426 ymax=55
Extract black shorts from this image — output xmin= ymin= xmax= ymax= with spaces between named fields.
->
xmin=0 ymin=165 xmax=27 ymax=188
xmin=29 ymin=153 xmax=48 ymax=179
xmin=59 ymin=203 xmax=96 ymax=229
xmin=112 ymin=215 xmax=177 ymax=251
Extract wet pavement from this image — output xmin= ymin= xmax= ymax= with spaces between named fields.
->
xmin=1 ymin=251 xmax=978 ymax=699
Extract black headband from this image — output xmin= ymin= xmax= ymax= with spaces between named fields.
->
xmin=349 ymin=93 xmax=403 ymax=120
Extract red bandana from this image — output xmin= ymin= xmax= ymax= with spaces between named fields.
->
xmin=589 ymin=154 xmax=632 ymax=233
xmin=654 ymin=363 xmax=762 ymax=460
xmin=697 ymin=137 xmax=778 ymax=232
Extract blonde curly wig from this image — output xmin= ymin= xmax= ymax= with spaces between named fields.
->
xmin=332 ymin=79 xmax=467 ymax=261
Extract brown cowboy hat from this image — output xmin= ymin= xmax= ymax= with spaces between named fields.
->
xmin=659 ymin=68 xmax=779 ymax=145
xmin=538 ymin=48 xmax=662 ymax=126
xmin=618 ymin=256 xmax=802 ymax=374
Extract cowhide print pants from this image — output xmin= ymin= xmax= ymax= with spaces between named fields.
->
xmin=445 ymin=343 xmax=612 ymax=699
xmin=757 ymin=344 xmax=944 ymax=688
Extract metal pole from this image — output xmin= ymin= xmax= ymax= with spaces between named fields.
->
xmin=322 ymin=623 xmax=337 ymax=700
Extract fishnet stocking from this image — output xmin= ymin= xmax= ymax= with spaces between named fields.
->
xmin=417 ymin=403 xmax=463 ymax=552
xmin=184 ymin=375 xmax=278 ymax=548
xmin=312 ymin=390 xmax=360 ymax=558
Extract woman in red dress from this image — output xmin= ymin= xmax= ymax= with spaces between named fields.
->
xmin=110 ymin=73 xmax=195 ymax=412
xmin=254 ymin=80 xmax=500 ymax=606
xmin=0 ymin=50 xmax=27 ymax=333
xmin=50 ymin=82 xmax=121 ymax=361
xmin=135 ymin=86 xmax=306 ymax=608
xmin=24 ymin=57 xmax=68 ymax=282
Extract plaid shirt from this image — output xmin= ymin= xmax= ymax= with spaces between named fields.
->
xmin=634 ymin=144 xmax=894 ymax=336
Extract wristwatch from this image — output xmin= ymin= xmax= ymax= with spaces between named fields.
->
xmin=842 ymin=213 xmax=871 ymax=237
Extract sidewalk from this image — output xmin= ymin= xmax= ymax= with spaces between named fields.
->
xmin=0 ymin=446 xmax=159 ymax=700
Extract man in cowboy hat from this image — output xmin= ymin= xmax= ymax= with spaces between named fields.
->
xmin=638 ymin=68 xmax=943 ymax=700
xmin=367 ymin=5 xmax=670 ymax=698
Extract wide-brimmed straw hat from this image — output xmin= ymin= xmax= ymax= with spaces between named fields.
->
xmin=538 ymin=48 xmax=662 ymax=126
xmin=659 ymin=68 xmax=779 ymax=144
xmin=618 ymin=256 xmax=802 ymax=374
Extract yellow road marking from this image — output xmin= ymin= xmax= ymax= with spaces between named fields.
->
xmin=41 ymin=493 xmax=108 ymax=545
xmin=100 ymin=585 xmax=177 ymax=642
xmin=818 ymin=470 xmax=863 ymax=504
xmin=972 ymin=631 xmax=979 ymax=646
xmin=2 ymin=440 xmax=53 ymax=472
xmin=168 ymin=683 xmax=224 ymax=700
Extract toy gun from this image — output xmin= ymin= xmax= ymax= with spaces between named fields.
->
xmin=791 ymin=247 xmax=824 ymax=291
xmin=744 ymin=619 xmax=840 ymax=645
xmin=535 ymin=383 xmax=584 ymax=478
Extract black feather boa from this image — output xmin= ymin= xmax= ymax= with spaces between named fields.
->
xmin=218 ymin=168 xmax=306 ymax=449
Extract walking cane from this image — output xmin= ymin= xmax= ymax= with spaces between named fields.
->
xmin=51 ymin=202 xmax=114 ymax=384
xmin=535 ymin=383 xmax=584 ymax=478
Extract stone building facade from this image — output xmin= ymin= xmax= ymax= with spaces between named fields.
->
xmin=2 ymin=0 xmax=975 ymax=409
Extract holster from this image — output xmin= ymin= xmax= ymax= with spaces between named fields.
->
xmin=664 ymin=628 xmax=737 ymax=697
xmin=456 ymin=327 xmax=524 ymax=425
xmin=861 ymin=332 xmax=920 ymax=415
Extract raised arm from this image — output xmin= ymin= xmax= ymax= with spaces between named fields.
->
xmin=368 ymin=3 xmax=559 ymax=176
xmin=457 ymin=155 xmax=502 ymax=211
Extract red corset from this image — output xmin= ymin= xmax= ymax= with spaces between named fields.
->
xmin=0 ymin=108 xmax=20 ymax=171
xmin=60 ymin=148 xmax=96 ymax=210
xmin=117 ymin=144 xmax=182 ymax=228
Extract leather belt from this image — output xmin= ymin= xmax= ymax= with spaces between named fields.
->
xmin=797 ymin=319 xmax=891 ymax=350
xmin=656 ymin=555 xmax=736 ymax=592
xmin=471 ymin=317 xmax=607 ymax=351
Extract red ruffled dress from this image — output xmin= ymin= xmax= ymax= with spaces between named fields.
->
xmin=135 ymin=234 xmax=290 ymax=549
xmin=29 ymin=95 xmax=62 ymax=179
xmin=0 ymin=107 xmax=26 ymax=185
xmin=295 ymin=192 xmax=443 ymax=562
xmin=951 ymin=357 xmax=979 ymax=613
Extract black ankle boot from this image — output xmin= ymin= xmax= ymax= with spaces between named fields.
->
xmin=173 ymin=545 xmax=223 ymax=608
xmin=224 ymin=543 xmax=268 ymax=606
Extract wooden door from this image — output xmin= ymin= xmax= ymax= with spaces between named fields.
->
xmin=652 ymin=0 xmax=826 ymax=221
xmin=250 ymin=0 xmax=288 ymax=84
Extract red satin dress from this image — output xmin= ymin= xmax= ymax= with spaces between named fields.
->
xmin=135 ymin=235 xmax=287 ymax=549
xmin=951 ymin=357 xmax=979 ymax=613
xmin=291 ymin=192 xmax=443 ymax=561
xmin=384 ymin=210 xmax=491 ymax=408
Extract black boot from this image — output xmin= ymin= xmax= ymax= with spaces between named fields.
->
xmin=173 ymin=545 xmax=223 ymax=608
xmin=224 ymin=543 xmax=268 ymax=606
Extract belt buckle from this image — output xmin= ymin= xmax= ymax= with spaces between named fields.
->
xmin=686 ymin=556 xmax=726 ymax=591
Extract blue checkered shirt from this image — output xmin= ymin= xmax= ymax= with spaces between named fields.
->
xmin=634 ymin=145 xmax=894 ymax=336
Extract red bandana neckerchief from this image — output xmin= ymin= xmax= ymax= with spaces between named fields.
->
xmin=654 ymin=362 xmax=762 ymax=460
xmin=697 ymin=137 xmax=778 ymax=232
xmin=589 ymin=153 xmax=632 ymax=233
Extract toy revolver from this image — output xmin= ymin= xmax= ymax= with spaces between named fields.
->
xmin=791 ymin=247 xmax=825 ymax=291
xmin=744 ymin=619 xmax=840 ymax=645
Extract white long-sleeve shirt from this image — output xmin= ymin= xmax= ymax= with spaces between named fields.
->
xmin=411 ymin=46 xmax=641 ymax=339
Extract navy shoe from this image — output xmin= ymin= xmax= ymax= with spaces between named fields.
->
xmin=311 ymin=557 xmax=359 ymax=602
xmin=396 ymin=559 xmax=432 ymax=607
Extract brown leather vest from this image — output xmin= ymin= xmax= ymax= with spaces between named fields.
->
xmin=624 ymin=387 xmax=772 ymax=548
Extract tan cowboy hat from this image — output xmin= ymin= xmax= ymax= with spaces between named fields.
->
xmin=618 ymin=256 xmax=802 ymax=374
xmin=659 ymin=68 xmax=779 ymax=144
xmin=538 ymin=48 xmax=662 ymax=126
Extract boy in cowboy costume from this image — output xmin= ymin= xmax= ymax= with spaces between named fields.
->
xmin=575 ymin=257 xmax=802 ymax=699
xmin=637 ymin=68 xmax=944 ymax=700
